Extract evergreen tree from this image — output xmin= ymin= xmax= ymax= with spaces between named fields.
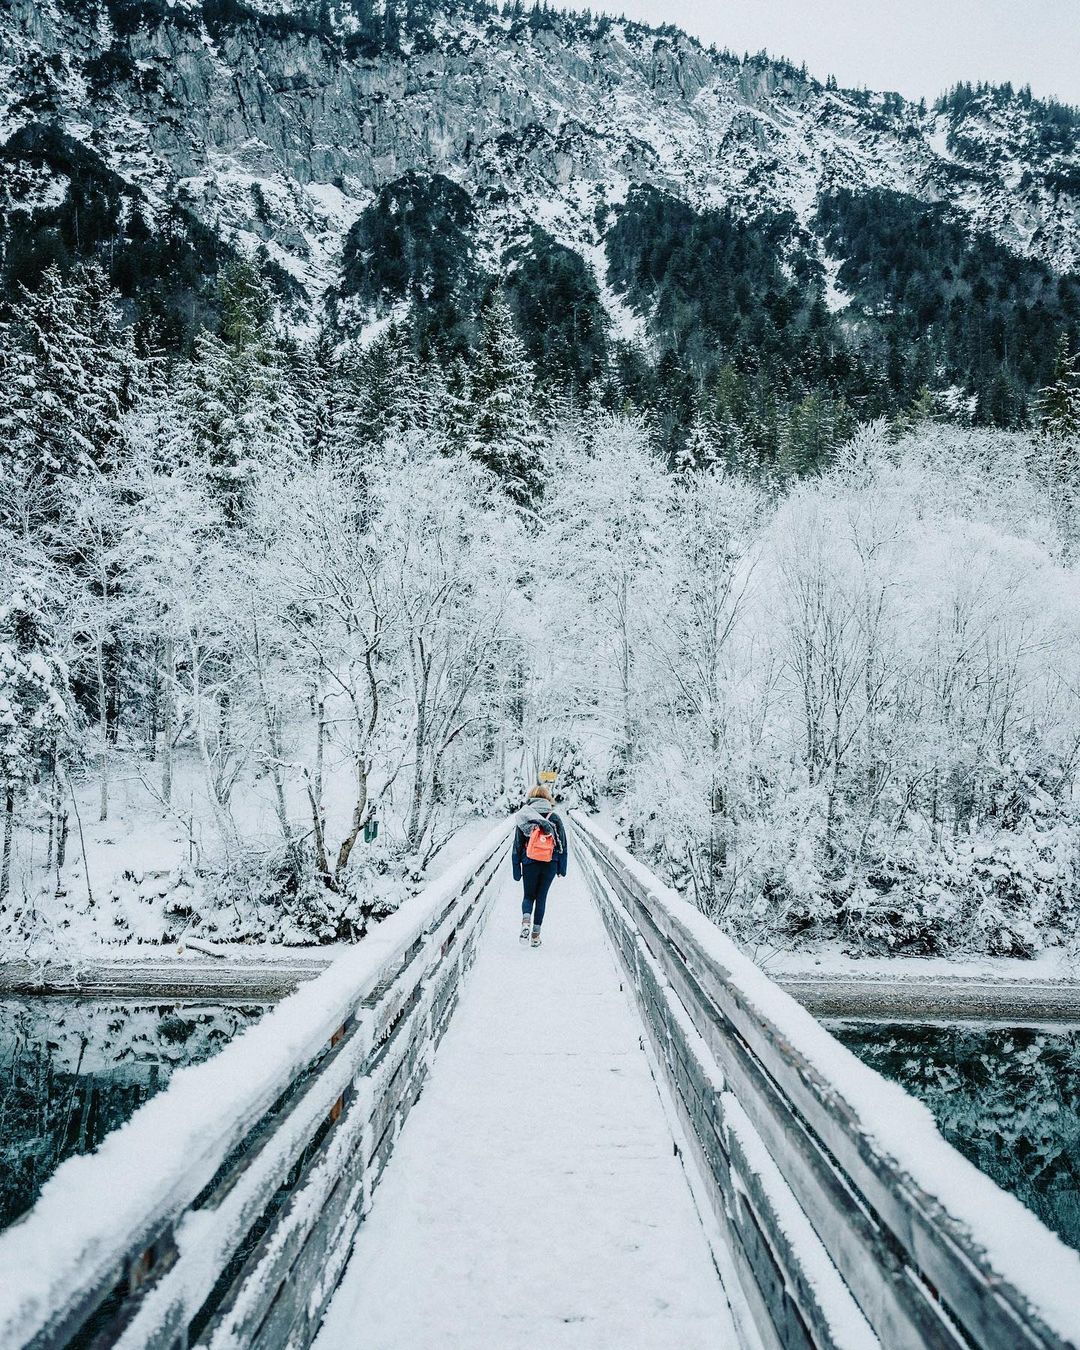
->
xmin=291 ymin=328 xmax=341 ymax=465
xmin=330 ymin=323 xmax=456 ymax=464
xmin=0 ymin=573 xmax=72 ymax=900
xmin=468 ymin=294 xmax=545 ymax=500
xmin=675 ymin=405 xmax=722 ymax=475
xmin=172 ymin=261 xmax=299 ymax=521
xmin=890 ymin=383 xmax=938 ymax=439
xmin=0 ymin=264 xmax=139 ymax=493
xmin=1036 ymin=334 xmax=1080 ymax=440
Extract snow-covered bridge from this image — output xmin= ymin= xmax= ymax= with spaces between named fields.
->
xmin=2 ymin=820 xmax=1078 ymax=1350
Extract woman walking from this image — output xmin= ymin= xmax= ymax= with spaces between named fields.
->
xmin=512 ymin=786 xmax=568 ymax=947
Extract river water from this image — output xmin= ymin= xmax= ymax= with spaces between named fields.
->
xmin=0 ymin=997 xmax=265 ymax=1231
xmin=829 ymin=1020 xmax=1080 ymax=1253
xmin=5 ymin=998 xmax=1077 ymax=1262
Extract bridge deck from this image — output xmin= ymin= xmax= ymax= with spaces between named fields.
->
xmin=314 ymin=866 xmax=740 ymax=1349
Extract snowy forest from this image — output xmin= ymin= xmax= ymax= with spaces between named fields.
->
xmin=4 ymin=257 xmax=1080 ymax=961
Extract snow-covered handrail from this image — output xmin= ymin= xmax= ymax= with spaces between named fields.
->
xmin=0 ymin=822 xmax=511 ymax=1350
xmin=572 ymin=813 xmax=1080 ymax=1350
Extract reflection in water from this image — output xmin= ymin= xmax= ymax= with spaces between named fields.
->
xmin=830 ymin=1021 xmax=1080 ymax=1252
xmin=0 ymin=999 xmax=264 ymax=1231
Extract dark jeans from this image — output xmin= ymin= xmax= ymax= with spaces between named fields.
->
xmin=521 ymin=860 xmax=557 ymax=927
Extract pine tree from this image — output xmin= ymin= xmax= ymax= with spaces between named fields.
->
xmin=172 ymin=261 xmax=300 ymax=521
xmin=675 ymin=405 xmax=722 ymax=475
xmin=468 ymin=294 xmax=544 ymax=500
xmin=338 ymin=323 xmax=426 ymax=450
xmin=1036 ymin=334 xmax=1080 ymax=440
xmin=0 ymin=264 xmax=140 ymax=493
xmin=334 ymin=338 xmax=370 ymax=459
xmin=292 ymin=328 xmax=341 ymax=464
xmin=890 ymin=383 xmax=938 ymax=439
xmin=0 ymin=573 xmax=72 ymax=900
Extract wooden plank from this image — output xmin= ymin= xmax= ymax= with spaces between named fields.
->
xmin=175 ymin=859 xmax=496 ymax=1349
xmin=592 ymin=877 xmax=787 ymax=1350
xmin=196 ymin=1081 xmax=370 ymax=1349
xmin=235 ymin=876 xmax=495 ymax=1350
xmin=702 ymin=992 xmax=958 ymax=1347
xmin=617 ymin=894 xmax=955 ymax=1350
xmin=664 ymin=917 xmax=1056 ymax=1350
xmin=596 ymin=872 xmax=873 ymax=1350
xmin=246 ymin=1165 xmax=366 ymax=1350
xmin=124 ymin=1026 xmax=378 ymax=1349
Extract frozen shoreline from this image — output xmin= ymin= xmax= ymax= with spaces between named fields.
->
xmin=6 ymin=945 xmax=1079 ymax=1023
xmin=775 ymin=973 xmax=1080 ymax=1023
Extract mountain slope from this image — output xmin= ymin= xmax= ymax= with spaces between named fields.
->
xmin=2 ymin=0 xmax=1079 ymax=438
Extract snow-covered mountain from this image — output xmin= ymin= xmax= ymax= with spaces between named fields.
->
xmin=3 ymin=0 xmax=1078 ymax=335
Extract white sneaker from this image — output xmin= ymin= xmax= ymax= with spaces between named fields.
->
xmin=531 ymin=929 xmax=542 ymax=948
xmin=519 ymin=919 xmax=531 ymax=942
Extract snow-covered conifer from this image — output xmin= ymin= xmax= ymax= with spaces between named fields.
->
xmin=468 ymin=294 xmax=545 ymax=501
xmin=0 ymin=573 xmax=72 ymax=900
xmin=1036 ymin=334 xmax=1080 ymax=441
xmin=0 ymin=264 xmax=139 ymax=495
xmin=171 ymin=261 xmax=300 ymax=521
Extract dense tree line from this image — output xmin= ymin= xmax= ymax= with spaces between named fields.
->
xmin=339 ymin=177 xmax=1080 ymax=470
xmin=3 ymin=261 xmax=1080 ymax=961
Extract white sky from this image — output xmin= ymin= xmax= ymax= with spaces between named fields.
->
xmin=585 ymin=1 xmax=1080 ymax=106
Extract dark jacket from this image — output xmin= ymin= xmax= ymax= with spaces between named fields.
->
xmin=512 ymin=805 xmax=568 ymax=880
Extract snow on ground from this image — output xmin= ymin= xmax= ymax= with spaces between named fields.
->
xmin=356 ymin=303 xmax=411 ymax=349
xmin=820 ymin=253 xmax=850 ymax=314
xmin=2 ymin=722 xmax=491 ymax=957
xmin=581 ymin=241 xmax=650 ymax=347
xmin=759 ymin=945 xmax=1080 ymax=982
xmin=314 ymin=866 xmax=738 ymax=1350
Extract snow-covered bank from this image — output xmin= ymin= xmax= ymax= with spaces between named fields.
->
xmin=763 ymin=947 xmax=1080 ymax=1020
xmin=0 ymin=815 xmax=504 ymax=991
xmin=761 ymin=947 xmax=1080 ymax=980
xmin=0 ymin=951 xmax=333 ymax=1000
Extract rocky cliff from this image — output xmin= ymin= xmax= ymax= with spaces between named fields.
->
xmin=3 ymin=0 xmax=1078 ymax=333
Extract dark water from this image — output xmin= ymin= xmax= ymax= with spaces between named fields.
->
xmin=0 ymin=999 xmax=264 ymax=1231
xmin=830 ymin=1021 xmax=1080 ymax=1253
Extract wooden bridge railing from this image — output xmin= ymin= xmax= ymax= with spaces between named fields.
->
xmin=0 ymin=823 xmax=510 ymax=1350
xmin=572 ymin=813 xmax=1080 ymax=1350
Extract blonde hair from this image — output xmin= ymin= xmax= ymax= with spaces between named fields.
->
xmin=528 ymin=785 xmax=553 ymax=802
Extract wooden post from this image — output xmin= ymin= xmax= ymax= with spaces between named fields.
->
xmin=328 ymin=1023 xmax=348 ymax=1123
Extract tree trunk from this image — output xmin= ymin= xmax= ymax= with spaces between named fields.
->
xmin=255 ymin=650 xmax=301 ymax=885
xmin=307 ymin=778 xmax=330 ymax=879
xmin=708 ymin=726 xmax=727 ymax=909
xmin=46 ymin=761 xmax=56 ymax=871
xmin=147 ymin=639 xmax=160 ymax=762
xmin=314 ymin=679 xmax=325 ymax=832
xmin=335 ymin=763 xmax=369 ymax=882
xmin=161 ymin=637 xmax=175 ymax=805
xmin=406 ymin=660 xmax=429 ymax=854
xmin=1 ymin=786 xmax=14 ymax=903
xmin=191 ymin=645 xmax=237 ymax=853
xmin=619 ymin=575 xmax=634 ymax=781
xmin=66 ymin=775 xmax=93 ymax=905
xmin=56 ymin=808 xmax=68 ymax=888
xmin=97 ymin=636 xmax=109 ymax=822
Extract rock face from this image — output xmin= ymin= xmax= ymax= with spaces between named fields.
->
xmin=2 ymin=0 xmax=1078 ymax=326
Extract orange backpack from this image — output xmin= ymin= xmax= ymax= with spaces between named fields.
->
xmin=525 ymin=823 xmax=557 ymax=863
